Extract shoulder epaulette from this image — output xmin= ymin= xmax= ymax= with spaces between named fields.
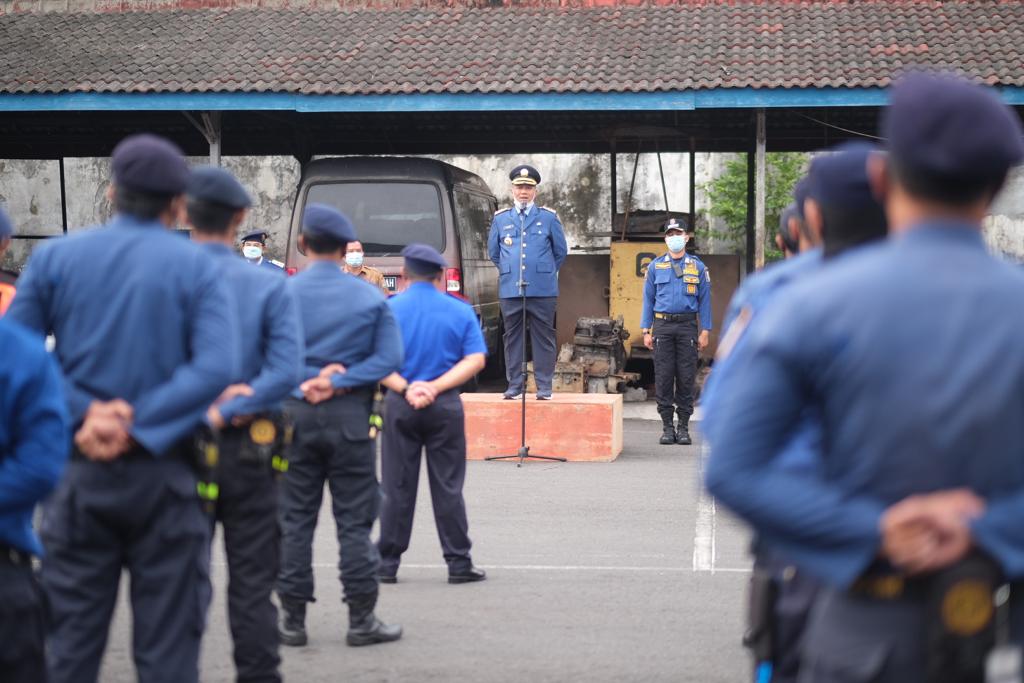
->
xmin=270 ymin=259 xmax=285 ymax=268
xmin=495 ymin=207 xmax=511 ymax=216
xmin=539 ymin=206 xmax=558 ymax=215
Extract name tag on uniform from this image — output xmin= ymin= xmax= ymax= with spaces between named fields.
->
xmin=684 ymin=265 xmax=698 ymax=275
xmin=654 ymin=263 xmax=672 ymax=269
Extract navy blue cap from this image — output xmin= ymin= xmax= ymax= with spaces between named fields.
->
xmin=302 ymin=204 xmax=356 ymax=243
xmin=792 ymin=177 xmax=810 ymax=220
xmin=111 ymin=134 xmax=189 ymax=195
xmin=401 ymin=243 xmax=447 ymax=274
xmin=187 ymin=166 xmax=252 ymax=210
xmin=806 ymin=141 xmax=882 ymax=209
xmin=883 ymin=72 xmax=1024 ymax=183
xmin=240 ymin=230 xmax=268 ymax=244
xmin=662 ymin=217 xmax=686 ymax=233
xmin=510 ymin=164 xmax=541 ymax=186
xmin=0 ymin=205 xmax=12 ymax=240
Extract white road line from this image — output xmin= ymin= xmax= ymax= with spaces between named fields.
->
xmin=692 ymin=441 xmax=717 ymax=572
xmin=210 ymin=561 xmax=750 ymax=574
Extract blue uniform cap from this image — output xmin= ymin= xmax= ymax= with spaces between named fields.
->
xmin=111 ymin=133 xmax=189 ymax=195
xmin=302 ymin=203 xmax=356 ymax=243
xmin=662 ymin=218 xmax=686 ymax=233
xmin=240 ymin=230 xmax=268 ymax=243
xmin=792 ymin=177 xmax=810 ymax=220
xmin=0 ymin=205 xmax=12 ymax=240
xmin=510 ymin=164 xmax=541 ymax=186
xmin=882 ymin=72 xmax=1024 ymax=183
xmin=187 ymin=166 xmax=252 ymax=210
xmin=401 ymin=243 xmax=447 ymax=274
xmin=806 ymin=141 xmax=882 ymax=209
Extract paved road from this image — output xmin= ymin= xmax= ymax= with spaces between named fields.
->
xmin=99 ymin=420 xmax=752 ymax=682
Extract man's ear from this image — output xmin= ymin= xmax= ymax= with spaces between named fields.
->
xmin=297 ymin=234 xmax=307 ymax=254
xmin=804 ymin=199 xmax=824 ymax=245
xmin=867 ymin=152 xmax=888 ymax=204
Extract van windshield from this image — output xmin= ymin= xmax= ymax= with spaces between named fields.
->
xmin=306 ymin=182 xmax=444 ymax=255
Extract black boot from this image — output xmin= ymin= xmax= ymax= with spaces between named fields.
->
xmin=345 ymin=590 xmax=403 ymax=647
xmin=278 ymin=596 xmax=308 ymax=647
xmin=676 ymin=419 xmax=692 ymax=445
xmin=659 ymin=414 xmax=676 ymax=445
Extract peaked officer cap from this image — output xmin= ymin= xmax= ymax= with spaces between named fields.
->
xmin=510 ymin=164 xmax=541 ymax=186
xmin=807 ymin=142 xmax=882 ymax=209
xmin=302 ymin=204 xmax=356 ymax=243
xmin=401 ymin=243 xmax=447 ymax=275
xmin=883 ymin=72 xmax=1024 ymax=184
xmin=240 ymin=230 xmax=269 ymax=244
xmin=662 ymin=218 xmax=687 ymax=233
xmin=187 ymin=166 xmax=252 ymax=210
xmin=111 ymin=134 xmax=190 ymax=195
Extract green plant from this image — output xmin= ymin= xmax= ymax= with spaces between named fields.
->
xmin=702 ymin=152 xmax=809 ymax=263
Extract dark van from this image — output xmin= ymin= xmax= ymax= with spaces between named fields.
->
xmin=285 ymin=156 xmax=502 ymax=373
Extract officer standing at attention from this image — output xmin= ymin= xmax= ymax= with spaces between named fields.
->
xmin=376 ymin=243 xmax=488 ymax=585
xmin=344 ymin=239 xmax=390 ymax=295
xmin=276 ymin=203 xmax=403 ymax=649
xmin=0 ymin=207 xmax=17 ymax=315
xmin=0 ymin=313 xmax=69 ymax=682
xmin=487 ymin=164 xmax=568 ymax=400
xmin=241 ymin=229 xmax=285 ymax=273
xmin=640 ymin=218 xmax=712 ymax=445
xmin=8 ymin=134 xmax=238 ymax=683
xmin=186 ymin=166 xmax=303 ymax=683
xmin=706 ymin=73 xmax=1024 ymax=681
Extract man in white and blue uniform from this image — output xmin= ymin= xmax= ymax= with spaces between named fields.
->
xmin=487 ymin=164 xmax=568 ymax=400
xmin=241 ymin=230 xmax=284 ymax=274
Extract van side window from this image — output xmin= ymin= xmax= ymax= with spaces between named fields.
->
xmin=453 ymin=191 xmax=496 ymax=262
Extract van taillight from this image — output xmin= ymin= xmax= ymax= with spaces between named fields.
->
xmin=446 ymin=268 xmax=461 ymax=293
xmin=286 ymin=267 xmax=297 ymax=276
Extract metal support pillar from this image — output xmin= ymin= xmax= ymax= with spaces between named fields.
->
xmin=58 ymin=157 xmax=68 ymax=234
xmin=183 ymin=111 xmax=222 ymax=166
xmin=688 ymin=137 xmax=696 ymax=232
xmin=754 ymin=108 xmax=767 ymax=269
xmin=745 ymin=149 xmax=755 ymax=274
xmin=610 ymin=141 xmax=618 ymax=231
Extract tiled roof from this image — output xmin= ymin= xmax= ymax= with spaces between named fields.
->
xmin=2 ymin=2 xmax=1023 ymax=96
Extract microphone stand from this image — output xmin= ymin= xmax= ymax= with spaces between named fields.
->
xmin=486 ymin=276 xmax=567 ymax=467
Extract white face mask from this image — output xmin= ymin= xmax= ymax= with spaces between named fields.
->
xmin=242 ymin=245 xmax=263 ymax=261
xmin=665 ymin=234 xmax=688 ymax=254
xmin=345 ymin=252 xmax=364 ymax=268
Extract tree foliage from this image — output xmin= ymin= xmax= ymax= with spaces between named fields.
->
xmin=701 ymin=152 xmax=809 ymax=262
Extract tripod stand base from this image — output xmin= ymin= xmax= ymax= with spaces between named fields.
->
xmin=485 ymin=446 xmax=567 ymax=467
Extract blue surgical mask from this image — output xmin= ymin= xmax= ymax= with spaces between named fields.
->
xmin=242 ymin=245 xmax=263 ymax=261
xmin=345 ymin=252 xmax=364 ymax=268
xmin=665 ymin=235 xmax=687 ymax=254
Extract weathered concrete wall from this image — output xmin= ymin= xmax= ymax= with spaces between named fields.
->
xmin=984 ymin=166 xmax=1024 ymax=262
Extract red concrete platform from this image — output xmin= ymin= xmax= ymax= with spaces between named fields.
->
xmin=462 ymin=393 xmax=623 ymax=462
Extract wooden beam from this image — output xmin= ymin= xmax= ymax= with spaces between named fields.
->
xmin=754 ymin=108 xmax=766 ymax=269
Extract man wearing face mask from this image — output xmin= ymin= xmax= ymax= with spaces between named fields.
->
xmin=640 ymin=218 xmax=712 ymax=446
xmin=241 ymin=230 xmax=284 ymax=273
xmin=344 ymin=240 xmax=389 ymax=295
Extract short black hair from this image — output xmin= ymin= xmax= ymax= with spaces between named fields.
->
xmin=891 ymin=159 xmax=1006 ymax=207
xmin=114 ymin=186 xmax=176 ymax=221
xmin=821 ymin=204 xmax=888 ymax=259
xmin=186 ymin=198 xmax=237 ymax=235
xmin=303 ymin=232 xmax=348 ymax=255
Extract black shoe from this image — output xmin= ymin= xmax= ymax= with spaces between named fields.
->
xmin=345 ymin=592 xmax=403 ymax=647
xmin=659 ymin=425 xmax=676 ymax=445
xmin=676 ymin=426 xmax=692 ymax=445
xmin=378 ymin=573 xmax=397 ymax=584
xmin=448 ymin=566 xmax=487 ymax=584
xmin=278 ymin=597 xmax=308 ymax=647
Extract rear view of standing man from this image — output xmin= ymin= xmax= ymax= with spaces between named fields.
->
xmin=377 ymin=244 xmax=488 ymax=585
xmin=488 ymin=164 xmax=568 ymax=400
xmin=186 ymin=166 xmax=302 ymax=683
xmin=276 ymin=204 xmax=403 ymax=649
xmin=8 ymin=134 xmax=238 ymax=683
xmin=640 ymin=218 xmax=712 ymax=445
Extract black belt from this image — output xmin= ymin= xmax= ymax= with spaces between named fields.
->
xmin=654 ymin=312 xmax=697 ymax=322
xmin=0 ymin=544 xmax=33 ymax=567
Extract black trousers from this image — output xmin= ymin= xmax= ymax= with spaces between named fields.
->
xmin=652 ymin=317 xmax=699 ymax=422
xmin=41 ymin=455 xmax=211 ymax=683
xmin=378 ymin=390 xmax=472 ymax=574
xmin=212 ymin=431 xmax=281 ymax=683
xmin=0 ymin=555 xmax=46 ymax=683
xmin=277 ymin=394 xmax=380 ymax=603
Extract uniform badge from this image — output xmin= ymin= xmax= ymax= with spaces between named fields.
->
xmin=250 ymin=419 xmax=277 ymax=446
xmin=504 ymin=236 xmax=513 ymax=246
xmin=705 ymin=269 xmax=712 ymax=283
xmin=942 ymin=579 xmax=994 ymax=636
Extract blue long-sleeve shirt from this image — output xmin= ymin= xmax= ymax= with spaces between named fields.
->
xmin=0 ymin=318 xmax=70 ymax=555
xmin=640 ymin=252 xmax=712 ymax=330
xmin=288 ymin=260 xmax=403 ymax=394
xmin=8 ymin=215 xmax=239 ymax=455
xmin=706 ymin=224 xmax=1024 ymax=588
xmin=488 ymin=204 xmax=568 ymax=299
xmin=200 ymin=243 xmax=302 ymax=422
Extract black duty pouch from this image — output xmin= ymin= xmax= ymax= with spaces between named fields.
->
xmin=743 ymin=564 xmax=778 ymax=664
xmin=236 ymin=413 xmax=293 ymax=473
xmin=926 ymin=552 xmax=1001 ymax=683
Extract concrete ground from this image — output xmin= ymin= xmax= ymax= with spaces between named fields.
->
xmin=99 ymin=420 xmax=751 ymax=682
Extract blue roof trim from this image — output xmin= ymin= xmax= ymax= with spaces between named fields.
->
xmin=1 ymin=87 xmax=1022 ymax=112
